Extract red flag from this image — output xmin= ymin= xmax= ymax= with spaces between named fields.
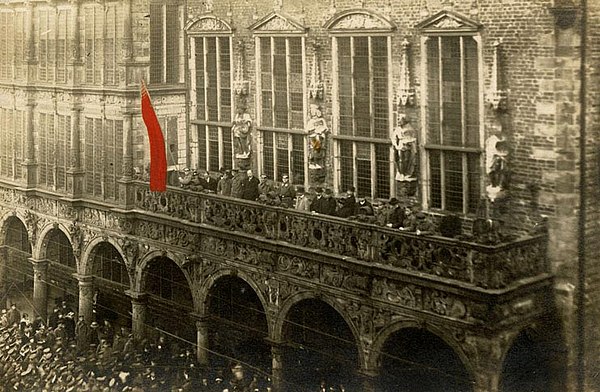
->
xmin=141 ymin=80 xmax=167 ymax=192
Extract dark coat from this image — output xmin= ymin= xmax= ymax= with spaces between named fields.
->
xmin=310 ymin=196 xmax=323 ymax=213
xmin=240 ymin=176 xmax=260 ymax=201
xmin=337 ymin=196 xmax=357 ymax=218
xmin=320 ymin=197 xmax=338 ymax=216
xmin=357 ymin=200 xmax=375 ymax=216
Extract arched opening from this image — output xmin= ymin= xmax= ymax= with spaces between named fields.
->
xmin=45 ymin=229 xmax=78 ymax=315
xmin=377 ymin=328 xmax=472 ymax=392
xmin=501 ymin=327 xmax=564 ymax=392
xmin=2 ymin=217 xmax=33 ymax=307
xmin=143 ymin=256 xmax=195 ymax=343
xmin=206 ymin=275 xmax=270 ymax=374
xmin=90 ymin=242 xmax=131 ymax=328
xmin=282 ymin=299 xmax=360 ymax=392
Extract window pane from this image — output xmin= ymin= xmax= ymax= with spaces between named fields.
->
xmin=165 ymin=5 xmax=179 ymax=84
xmin=149 ymin=4 xmax=163 ymax=84
xmin=467 ymin=153 xmax=481 ymax=214
xmin=222 ymin=126 xmax=233 ymax=169
xmin=375 ymin=144 xmax=390 ymax=199
xmin=444 ymin=151 xmax=464 ymax=212
xmin=429 ymin=150 xmax=441 ymax=209
xmin=339 ymin=140 xmax=353 ymax=193
xmin=356 ymin=143 xmax=371 ymax=198
xmin=464 ymin=37 xmax=479 ymax=147
xmin=273 ymin=38 xmax=288 ymax=128
xmin=441 ymin=37 xmax=462 ymax=146
xmin=206 ymin=38 xmax=218 ymax=121
xmin=353 ymin=37 xmax=370 ymax=137
xmin=208 ymin=126 xmax=219 ymax=171
xmin=195 ymin=38 xmax=205 ymax=120
xmin=219 ymin=37 xmax=231 ymax=122
xmin=291 ymin=134 xmax=305 ymax=184
xmin=262 ymin=131 xmax=274 ymax=179
xmin=427 ymin=37 xmax=441 ymax=144
xmin=372 ymin=37 xmax=388 ymax=139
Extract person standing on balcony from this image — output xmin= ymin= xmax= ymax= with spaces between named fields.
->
xmin=321 ymin=189 xmax=337 ymax=216
xmin=231 ymin=169 xmax=244 ymax=198
xmin=217 ymin=170 xmax=233 ymax=197
xmin=200 ymin=171 xmax=218 ymax=193
xmin=277 ymin=174 xmax=296 ymax=208
xmin=310 ymin=187 xmax=324 ymax=213
xmin=258 ymin=174 xmax=275 ymax=196
xmin=295 ymin=186 xmax=311 ymax=212
xmin=336 ymin=187 xmax=357 ymax=218
xmin=241 ymin=170 xmax=260 ymax=201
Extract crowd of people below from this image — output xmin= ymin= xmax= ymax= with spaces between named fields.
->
xmin=0 ymin=302 xmax=351 ymax=392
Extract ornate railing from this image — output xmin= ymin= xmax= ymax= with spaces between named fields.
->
xmin=132 ymin=182 xmax=548 ymax=289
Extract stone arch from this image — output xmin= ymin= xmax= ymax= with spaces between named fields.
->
xmin=500 ymin=322 xmax=566 ymax=392
xmin=324 ymin=9 xmax=396 ymax=32
xmin=368 ymin=320 xmax=475 ymax=379
xmin=35 ymin=222 xmax=73 ymax=261
xmin=0 ymin=211 xmax=30 ymax=248
xmin=184 ymin=15 xmax=233 ymax=34
xmin=80 ymin=236 xmax=128 ymax=278
xmin=196 ymin=268 xmax=269 ymax=320
xmin=134 ymin=249 xmax=191 ymax=294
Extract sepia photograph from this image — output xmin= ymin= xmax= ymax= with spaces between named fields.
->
xmin=0 ymin=0 xmax=597 ymax=390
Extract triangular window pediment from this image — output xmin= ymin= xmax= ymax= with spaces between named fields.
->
xmin=249 ymin=12 xmax=306 ymax=34
xmin=416 ymin=10 xmax=481 ymax=33
xmin=185 ymin=16 xmax=232 ymax=34
xmin=324 ymin=9 xmax=396 ymax=33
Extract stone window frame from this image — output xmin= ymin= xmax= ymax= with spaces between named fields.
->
xmin=0 ymin=108 xmax=24 ymax=181
xmin=326 ymin=10 xmax=396 ymax=199
xmin=251 ymin=12 xmax=309 ymax=186
xmin=149 ymin=0 xmax=185 ymax=85
xmin=187 ymin=23 xmax=234 ymax=172
xmin=255 ymin=35 xmax=308 ymax=185
xmin=417 ymin=10 xmax=485 ymax=215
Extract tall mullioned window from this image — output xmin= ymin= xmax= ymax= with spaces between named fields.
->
xmin=0 ymin=10 xmax=15 ymax=81
xmin=257 ymin=36 xmax=306 ymax=184
xmin=0 ymin=109 xmax=25 ymax=180
xmin=150 ymin=1 xmax=182 ymax=85
xmin=424 ymin=35 xmax=481 ymax=214
xmin=83 ymin=118 xmax=123 ymax=200
xmin=192 ymin=35 xmax=233 ymax=171
xmin=333 ymin=34 xmax=392 ymax=199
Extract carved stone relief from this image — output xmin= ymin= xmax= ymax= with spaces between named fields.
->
xmin=276 ymin=254 xmax=320 ymax=281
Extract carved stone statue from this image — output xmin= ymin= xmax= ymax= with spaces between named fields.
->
xmin=485 ymin=134 xmax=510 ymax=202
xmin=232 ymin=107 xmax=253 ymax=159
xmin=391 ymin=115 xmax=417 ymax=181
xmin=306 ymin=104 xmax=329 ymax=170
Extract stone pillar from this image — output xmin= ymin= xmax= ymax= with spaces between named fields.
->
xmin=75 ymin=274 xmax=94 ymax=347
xmin=195 ymin=317 xmax=210 ymax=366
xmin=70 ymin=0 xmax=81 ymax=63
xmin=67 ymin=107 xmax=84 ymax=197
xmin=357 ymin=368 xmax=378 ymax=392
xmin=25 ymin=1 xmax=35 ymax=64
xmin=31 ymin=259 xmax=48 ymax=323
xmin=269 ymin=341 xmax=284 ymax=392
xmin=122 ymin=112 xmax=134 ymax=180
xmin=0 ymin=247 xmax=7 ymax=308
xmin=127 ymin=292 xmax=147 ymax=342
xmin=22 ymin=101 xmax=37 ymax=188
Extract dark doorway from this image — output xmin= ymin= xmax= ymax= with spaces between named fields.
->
xmin=282 ymin=298 xmax=360 ymax=392
xmin=2 ymin=217 xmax=33 ymax=308
xmin=206 ymin=276 xmax=271 ymax=375
xmin=377 ymin=328 xmax=472 ymax=392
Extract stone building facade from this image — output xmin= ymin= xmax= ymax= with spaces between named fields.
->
xmin=0 ymin=0 xmax=597 ymax=391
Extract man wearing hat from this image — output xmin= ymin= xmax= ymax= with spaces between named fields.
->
xmin=385 ymin=198 xmax=407 ymax=229
xmin=200 ymin=170 xmax=218 ymax=193
xmin=310 ymin=187 xmax=324 ymax=214
xmin=336 ymin=187 xmax=357 ymax=218
xmin=277 ymin=174 xmax=296 ymax=208
xmin=295 ymin=186 xmax=311 ymax=212
xmin=258 ymin=174 xmax=275 ymax=196
xmin=217 ymin=170 xmax=233 ymax=196
xmin=6 ymin=303 xmax=20 ymax=327
xmin=241 ymin=170 xmax=260 ymax=201
xmin=320 ymin=189 xmax=337 ymax=216
xmin=231 ymin=168 xmax=245 ymax=198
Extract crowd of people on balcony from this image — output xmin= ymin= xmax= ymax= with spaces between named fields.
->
xmin=132 ymin=166 xmax=525 ymax=243
xmin=0 ymin=301 xmax=356 ymax=392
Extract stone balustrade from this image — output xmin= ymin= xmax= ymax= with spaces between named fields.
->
xmin=132 ymin=182 xmax=548 ymax=289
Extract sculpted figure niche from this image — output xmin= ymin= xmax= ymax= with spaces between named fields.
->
xmin=232 ymin=105 xmax=253 ymax=160
xmin=390 ymin=114 xmax=417 ymax=182
xmin=306 ymin=104 xmax=329 ymax=170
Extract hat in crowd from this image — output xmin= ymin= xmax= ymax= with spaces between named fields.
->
xmin=282 ymin=174 xmax=289 ymax=179
xmin=389 ymin=198 xmax=399 ymax=205
xmin=296 ymin=186 xmax=305 ymax=194
xmin=90 ymin=322 xmax=99 ymax=328
xmin=260 ymin=174 xmax=268 ymax=179
xmin=324 ymin=188 xmax=333 ymax=195
xmin=347 ymin=186 xmax=356 ymax=192
xmin=316 ymin=187 xmax=324 ymax=193
xmin=416 ymin=212 xmax=426 ymax=219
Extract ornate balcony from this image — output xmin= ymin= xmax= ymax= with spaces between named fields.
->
xmin=132 ymin=182 xmax=548 ymax=290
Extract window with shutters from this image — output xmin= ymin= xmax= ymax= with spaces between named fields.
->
xmin=257 ymin=36 xmax=306 ymax=184
xmin=0 ymin=10 xmax=15 ymax=81
xmin=104 ymin=4 xmax=118 ymax=85
xmin=149 ymin=1 xmax=182 ymax=85
xmin=36 ymin=7 xmax=57 ymax=83
xmin=332 ymin=35 xmax=393 ymax=199
xmin=83 ymin=4 xmax=104 ymax=85
xmin=14 ymin=11 xmax=25 ymax=80
xmin=83 ymin=117 xmax=123 ymax=200
xmin=423 ymin=35 xmax=482 ymax=214
xmin=192 ymin=35 xmax=233 ymax=171
xmin=0 ymin=109 xmax=23 ymax=180
xmin=56 ymin=8 xmax=70 ymax=83
xmin=36 ymin=113 xmax=70 ymax=191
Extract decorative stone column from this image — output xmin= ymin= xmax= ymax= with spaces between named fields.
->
xmin=195 ymin=317 xmax=210 ymax=366
xmin=22 ymin=101 xmax=37 ymax=188
xmin=75 ymin=274 xmax=94 ymax=323
xmin=0 ymin=247 xmax=7 ymax=308
xmin=357 ymin=368 xmax=378 ymax=392
xmin=126 ymin=291 xmax=147 ymax=342
xmin=118 ymin=111 xmax=135 ymax=208
xmin=67 ymin=107 xmax=84 ymax=197
xmin=266 ymin=339 xmax=284 ymax=392
xmin=31 ymin=259 xmax=48 ymax=323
